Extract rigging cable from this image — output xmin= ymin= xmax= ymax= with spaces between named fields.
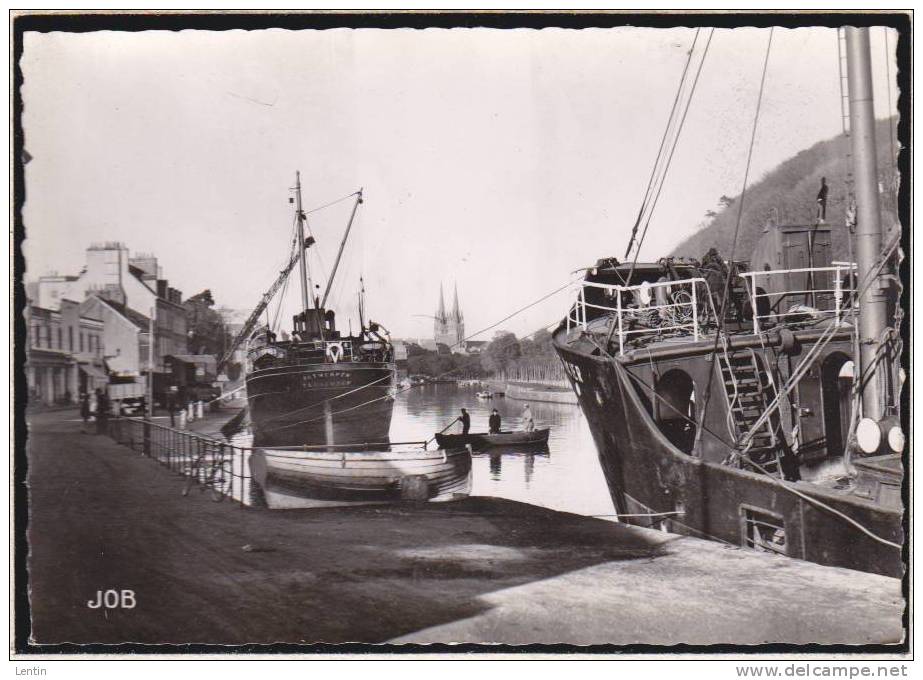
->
xmin=625 ymin=28 xmax=715 ymax=285
xmin=304 ymin=190 xmax=362 ymax=216
xmin=267 ymin=275 xmax=584 ymax=432
xmin=692 ymin=27 xmax=774 ymax=453
xmin=624 ymin=28 xmax=701 ymax=259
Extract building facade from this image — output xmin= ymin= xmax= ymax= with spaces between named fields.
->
xmin=32 ymin=242 xmax=187 ymax=374
xmin=26 ymin=303 xmax=106 ymax=405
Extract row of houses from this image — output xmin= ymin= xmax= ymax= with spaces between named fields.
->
xmin=25 ymin=242 xmax=202 ymax=407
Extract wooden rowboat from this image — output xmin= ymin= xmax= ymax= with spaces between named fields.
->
xmin=249 ymin=444 xmax=471 ymax=505
xmin=435 ymin=428 xmax=550 ymax=449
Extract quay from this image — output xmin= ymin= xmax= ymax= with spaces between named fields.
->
xmin=26 ymin=409 xmax=903 ymax=646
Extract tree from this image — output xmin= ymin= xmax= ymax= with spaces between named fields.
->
xmin=184 ymin=289 xmax=230 ymax=359
xmin=481 ymin=331 xmax=521 ymax=373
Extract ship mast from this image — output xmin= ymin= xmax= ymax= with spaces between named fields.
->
xmin=294 ymin=171 xmax=314 ymax=311
xmin=845 ymin=27 xmax=889 ymax=421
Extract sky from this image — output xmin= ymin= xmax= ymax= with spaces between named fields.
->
xmin=21 ymin=25 xmax=899 ymax=340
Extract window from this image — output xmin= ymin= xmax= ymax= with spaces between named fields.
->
xmin=740 ymin=506 xmax=786 ymax=556
xmin=57 ymin=327 xmax=62 ymax=349
xmin=68 ymin=327 xmax=74 ymax=351
xmin=79 ymin=333 xmax=84 ymax=353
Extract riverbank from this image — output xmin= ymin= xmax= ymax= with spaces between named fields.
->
xmin=491 ymin=381 xmax=579 ymax=405
xmin=26 ymin=410 xmax=903 ymax=646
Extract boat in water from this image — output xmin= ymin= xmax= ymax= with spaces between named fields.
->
xmin=219 ymin=173 xmax=396 ymax=448
xmin=436 ymin=428 xmax=550 ymax=449
xmin=552 ymin=28 xmax=904 ymax=577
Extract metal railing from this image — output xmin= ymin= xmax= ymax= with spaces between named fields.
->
xmin=566 ymin=278 xmax=714 ymax=355
xmin=738 ymin=263 xmax=857 ymax=335
xmin=107 ymin=416 xmax=253 ymax=506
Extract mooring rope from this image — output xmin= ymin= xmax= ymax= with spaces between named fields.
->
xmin=261 ymin=275 xmax=584 ymax=432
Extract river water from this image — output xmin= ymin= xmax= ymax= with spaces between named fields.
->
xmin=231 ymin=383 xmax=616 ymax=518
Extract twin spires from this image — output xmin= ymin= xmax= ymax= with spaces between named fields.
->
xmin=435 ymin=282 xmax=463 ymax=324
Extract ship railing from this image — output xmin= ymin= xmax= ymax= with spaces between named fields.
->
xmin=106 ymin=416 xmax=252 ymax=506
xmin=567 ymin=277 xmax=713 ymax=355
xmin=738 ymin=263 xmax=857 ymax=335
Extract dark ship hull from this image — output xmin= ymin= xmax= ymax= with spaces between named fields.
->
xmin=553 ymin=327 xmax=903 ymax=577
xmin=247 ymin=361 xmax=395 ymax=447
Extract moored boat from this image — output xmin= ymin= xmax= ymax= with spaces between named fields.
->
xmin=436 ymin=428 xmax=550 ymax=449
xmin=551 ymin=27 xmax=904 ymax=577
xmin=218 ymin=173 xmax=397 ymax=448
xmin=249 ymin=444 xmax=472 ymax=505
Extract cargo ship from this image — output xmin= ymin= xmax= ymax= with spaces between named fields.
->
xmin=552 ymin=28 xmax=904 ymax=576
xmin=220 ymin=173 xmax=396 ymax=448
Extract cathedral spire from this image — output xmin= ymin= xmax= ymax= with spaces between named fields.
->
xmin=452 ymin=283 xmax=462 ymax=322
xmin=437 ymin=282 xmax=446 ymax=322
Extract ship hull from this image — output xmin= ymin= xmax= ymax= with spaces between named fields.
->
xmin=553 ymin=333 xmax=903 ymax=577
xmin=246 ymin=362 xmax=396 ymax=447
xmin=249 ymin=446 xmax=472 ymax=508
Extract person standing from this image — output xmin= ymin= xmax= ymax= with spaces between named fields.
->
xmin=79 ymin=392 xmax=91 ymax=433
xmin=459 ymin=408 xmax=471 ymax=435
xmin=489 ymin=408 xmax=502 ymax=434
xmin=816 ymin=177 xmax=829 ymax=222
xmin=95 ymin=388 xmax=110 ymax=435
xmin=521 ymin=404 xmax=534 ymax=432
xmin=166 ymin=386 xmax=178 ymax=428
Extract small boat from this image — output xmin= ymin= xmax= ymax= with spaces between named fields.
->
xmin=249 ymin=444 xmax=471 ymax=505
xmin=436 ymin=428 xmax=550 ymax=449
xmin=475 ymin=391 xmax=492 ymax=399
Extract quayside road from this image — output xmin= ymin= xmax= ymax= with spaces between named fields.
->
xmin=25 ymin=410 xmax=903 ymax=646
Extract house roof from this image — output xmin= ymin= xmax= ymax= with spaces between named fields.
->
xmin=94 ymin=297 xmax=151 ymax=330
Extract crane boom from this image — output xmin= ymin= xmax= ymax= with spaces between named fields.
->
xmin=216 ymin=242 xmax=307 ymax=375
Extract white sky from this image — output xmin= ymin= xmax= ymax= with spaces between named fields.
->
xmin=21 ymin=26 xmax=898 ymax=339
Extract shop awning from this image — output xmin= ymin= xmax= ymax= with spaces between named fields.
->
xmin=79 ymin=364 xmax=109 ymax=382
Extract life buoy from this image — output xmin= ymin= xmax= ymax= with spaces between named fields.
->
xmin=326 ymin=342 xmax=343 ymax=363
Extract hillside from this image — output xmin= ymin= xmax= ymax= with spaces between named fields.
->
xmin=671 ymin=118 xmax=900 ymax=262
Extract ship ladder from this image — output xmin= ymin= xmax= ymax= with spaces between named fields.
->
xmin=718 ymin=347 xmax=782 ymax=475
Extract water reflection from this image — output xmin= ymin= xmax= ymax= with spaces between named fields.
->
xmin=226 ymin=383 xmax=615 ymax=517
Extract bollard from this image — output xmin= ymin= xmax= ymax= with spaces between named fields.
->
xmin=179 ymin=410 xmax=188 ymax=430
xmin=187 ymin=403 xmax=196 ymax=422
xmin=196 ymin=401 xmax=204 ymax=420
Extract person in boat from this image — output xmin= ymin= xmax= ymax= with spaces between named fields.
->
xmin=489 ymin=409 xmax=501 ymax=434
xmin=460 ymin=408 xmax=471 ymax=435
xmin=816 ymin=176 xmax=829 ymax=222
xmin=521 ymin=404 xmax=534 ymax=432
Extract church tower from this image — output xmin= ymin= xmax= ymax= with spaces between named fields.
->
xmin=434 ymin=282 xmax=464 ymax=350
xmin=451 ymin=283 xmax=465 ymax=347
xmin=434 ymin=283 xmax=450 ymax=345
